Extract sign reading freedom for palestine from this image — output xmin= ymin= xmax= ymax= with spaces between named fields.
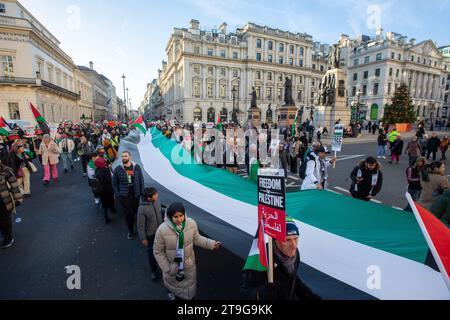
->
xmin=258 ymin=169 xmax=286 ymax=242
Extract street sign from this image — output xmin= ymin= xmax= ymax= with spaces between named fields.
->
xmin=258 ymin=169 xmax=286 ymax=242
xmin=332 ymin=124 xmax=344 ymax=152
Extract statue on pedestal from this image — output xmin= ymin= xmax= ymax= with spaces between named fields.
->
xmin=250 ymin=87 xmax=257 ymax=109
xmin=284 ymin=77 xmax=294 ymax=106
xmin=328 ymin=44 xmax=341 ymax=69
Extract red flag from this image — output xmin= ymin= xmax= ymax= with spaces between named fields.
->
xmin=258 ymin=219 xmax=268 ymax=269
xmin=407 ymin=194 xmax=450 ymax=291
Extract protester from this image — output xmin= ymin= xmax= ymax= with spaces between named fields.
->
xmin=137 ymin=187 xmax=163 ymax=281
xmin=87 ymin=152 xmax=101 ymax=205
xmin=36 ymin=134 xmax=60 ymax=185
xmin=420 ymin=134 xmax=428 ymax=157
xmin=78 ymin=136 xmax=95 ymax=177
xmin=418 ymin=161 xmax=449 ymax=210
xmin=240 ymin=218 xmax=321 ymax=300
xmin=426 ymin=133 xmax=441 ymax=161
xmin=388 ymin=135 xmax=404 ymax=165
xmin=153 ymin=202 xmax=221 ymax=300
xmin=429 ymin=191 xmax=450 ymax=227
xmin=300 ymin=146 xmax=336 ymax=191
xmin=57 ymin=134 xmax=75 ymax=174
xmin=8 ymin=141 xmax=33 ymax=197
xmin=405 ymin=137 xmax=422 ymax=167
xmin=94 ymin=157 xmax=116 ymax=224
xmin=376 ymin=130 xmax=388 ymax=160
xmin=350 ymin=157 xmax=383 ymax=201
xmin=0 ymin=162 xmax=23 ymax=249
xmin=439 ymin=136 xmax=449 ymax=161
xmin=113 ymin=151 xmax=145 ymax=240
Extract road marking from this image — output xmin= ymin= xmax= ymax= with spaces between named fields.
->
xmin=286 ymin=182 xmax=298 ymax=187
xmin=337 ymin=155 xmax=366 ymax=162
xmin=328 ymin=189 xmax=341 ymax=195
xmin=334 ymin=186 xmax=350 ymax=194
xmin=288 ymin=175 xmax=300 ymax=181
xmin=370 ymin=199 xmax=383 ymax=204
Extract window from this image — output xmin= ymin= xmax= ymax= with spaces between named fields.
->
xmin=220 ymin=84 xmax=226 ymax=99
xmin=0 ymin=3 xmax=5 ymax=13
xmin=297 ymin=90 xmax=303 ymax=102
xmin=208 ymin=66 xmax=214 ymax=75
xmin=63 ymin=74 xmax=68 ymax=89
xmin=389 ymin=68 xmax=393 ymax=77
xmin=279 ymin=57 xmax=284 ymax=64
xmin=232 ymin=52 xmax=238 ymax=59
xmin=278 ymin=87 xmax=283 ymax=100
xmin=1 ymin=56 xmax=14 ymax=78
xmin=434 ymin=61 xmax=437 ymax=67
xmin=299 ymin=59 xmax=303 ymax=67
xmin=373 ymin=83 xmax=379 ymax=95
xmin=375 ymin=68 xmax=381 ymax=77
xmin=207 ymin=83 xmax=214 ymax=98
xmin=395 ymin=83 xmax=398 ymax=92
xmin=256 ymin=53 xmax=262 ymax=62
xmin=207 ymin=48 xmax=213 ymax=56
xmin=363 ymin=71 xmax=369 ymax=79
xmin=220 ymin=68 xmax=226 ymax=77
xmin=279 ymin=43 xmax=284 ymax=52
xmin=8 ymin=103 xmax=20 ymax=120
xmin=411 ymin=55 xmax=414 ymax=62
xmin=194 ymin=65 xmax=200 ymax=74
xmin=193 ymin=107 xmax=202 ymax=121
xmin=268 ymin=41 xmax=273 ymax=51
xmin=267 ymin=87 xmax=273 ymax=100
xmin=353 ymin=73 xmax=358 ymax=81
xmin=391 ymin=52 xmax=395 ymax=59
xmin=298 ymin=76 xmax=302 ymax=84
xmin=290 ymin=45 xmax=294 ymax=55
xmin=362 ymin=85 xmax=367 ymax=96
xmin=268 ymin=55 xmax=273 ymax=63
xmin=289 ymin=58 xmax=294 ymax=66
xmin=194 ymin=47 xmax=200 ymax=55
xmin=388 ymin=83 xmax=392 ymax=95
xmin=398 ymin=54 xmax=402 ymax=60
xmin=278 ymin=74 xmax=283 ymax=82
xmin=352 ymin=87 xmax=356 ymax=97
xmin=233 ymin=69 xmax=238 ymax=78
xmin=220 ymin=50 xmax=226 ymax=58
xmin=312 ymin=64 xmax=316 ymax=70
xmin=267 ymin=72 xmax=272 ymax=81
xmin=396 ymin=69 xmax=400 ymax=78
xmin=364 ymin=56 xmax=370 ymax=64
xmin=300 ymin=47 xmax=304 ymax=56
xmin=312 ymin=79 xmax=315 ymax=87
xmin=255 ymin=86 xmax=261 ymax=99
xmin=193 ymin=82 xmax=201 ymax=97
xmin=320 ymin=65 xmax=324 ymax=72
xmin=56 ymin=70 xmax=61 ymax=86
xmin=376 ymin=53 xmax=382 ymax=61
xmin=256 ymin=39 xmax=262 ymax=49
xmin=256 ymin=71 xmax=261 ymax=80
xmin=354 ymin=59 xmax=359 ymax=67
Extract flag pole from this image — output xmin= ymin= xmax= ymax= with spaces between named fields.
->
xmin=267 ymin=236 xmax=274 ymax=284
xmin=333 ymin=151 xmax=337 ymax=168
xmin=406 ymin=193 xmax=450 ymax=292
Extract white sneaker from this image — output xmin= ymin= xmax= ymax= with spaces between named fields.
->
xmin=377 ymin=156 xmax=381 ymax=159
xmin=382 ymin=156 xmax=386 ymax=160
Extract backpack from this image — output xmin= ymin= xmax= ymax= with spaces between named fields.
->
xmin=299 ymin=153 xmax=316 ymax=180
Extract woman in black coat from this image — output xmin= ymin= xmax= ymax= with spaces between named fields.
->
xmin=94 ymin=157 xmax=116 ymax=224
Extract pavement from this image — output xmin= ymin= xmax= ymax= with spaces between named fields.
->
xmin=0 ymin=161 xmax=242 ymax=300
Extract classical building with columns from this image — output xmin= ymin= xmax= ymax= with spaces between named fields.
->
xmin=339 ymin=29 xmax=449 ymax=122
xmin=154 ymin=20 xmax=328 ymax=124
xmin=439 ymin=45 xmax=450 ymax=118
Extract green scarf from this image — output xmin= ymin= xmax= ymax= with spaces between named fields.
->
xmin=171 ymin=219 xmax=187 ymax=280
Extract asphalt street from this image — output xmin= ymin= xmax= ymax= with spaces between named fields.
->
xmin=0 ymin=161 xmax=243 ymax=300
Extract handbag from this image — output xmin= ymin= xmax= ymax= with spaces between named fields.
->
xmin=27 ymin=161 xmax=38 ymax=174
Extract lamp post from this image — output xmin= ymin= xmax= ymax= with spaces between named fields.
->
xmin=231 ymin=86 xmax=238 ymax=124
xmin=126 ymin=88 xmax=130 ymax=120
xmin=122 ymin=74 xmax=127 ymax=121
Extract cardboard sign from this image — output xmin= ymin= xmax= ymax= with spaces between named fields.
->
xmin=332 ymin=124 xmax=344 ymax=152
xmin=258 ymin=169 xmax=286 ymax=242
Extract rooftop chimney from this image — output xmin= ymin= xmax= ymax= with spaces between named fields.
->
xmin=410 ymin=38 xmax=416 ymax=46
xmin=89 ymin=61 xmax=94 ymax=70
xmin=190 ymin=19 xmax=200 ymax=30
xmin=375 ymin=28 xmax=384 ymax=40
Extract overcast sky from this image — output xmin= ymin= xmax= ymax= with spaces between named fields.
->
xmin=20 ymin=0 xmax=450 ymax=110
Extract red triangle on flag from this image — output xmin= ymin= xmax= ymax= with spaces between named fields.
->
xmin=134 ymin=116 xmax=144 ymax=125
xmin=258 ymin=219 xmax=268 ymax=269
xmin=408 ymin=194 xmax=450 ymax=291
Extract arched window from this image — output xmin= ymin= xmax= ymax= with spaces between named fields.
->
xmin=220 ymin=108 xmax=228 ymax=122
xmin=194 ymin=107 xmax=202 ymax=122
xmin=266 ymin=105 xmax=273 ymax=124
xmin=207 ymin=108 xmax=216 ymax=123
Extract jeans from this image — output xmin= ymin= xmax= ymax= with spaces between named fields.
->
xmin=404 ymin=188 xmax=421 ymax=212
xmin=146 ymin=235 xmax=158 ymax=273
xmin=119 ymin=195 xmax=139 ymax=234
xmin=427 ymin=150 xmax=437 ymax=161
xmin=81 ymin=155 xmax=90 ymax=174
xmin=43 ymin=164 xmax=58 ymax=182
xmin=377 ymin=145 xmax=386 ymax=157
xmin=61 ymin=152 xmax=74 ymax=171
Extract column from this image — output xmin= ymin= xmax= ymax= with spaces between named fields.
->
xmin=202 ymin=65 xmax=207 ymax=99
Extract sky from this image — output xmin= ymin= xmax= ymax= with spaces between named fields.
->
xmin=19 ymin=0 xmax=450 ymax=111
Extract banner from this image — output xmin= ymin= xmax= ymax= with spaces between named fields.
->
xmin=332 ymin=124 xmax=344 ymax=152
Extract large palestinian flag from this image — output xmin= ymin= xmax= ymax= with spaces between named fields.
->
xmin=133 ymin=116 xmax=147 ymax=135
xmin=29 ymin=102 xmax=50 ymax=134
xmin=126 ymin=127 xmax=450 ymax=300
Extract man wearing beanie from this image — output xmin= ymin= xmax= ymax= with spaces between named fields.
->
xmin=241 ymin=218 xmax=321 ymax=300
xmin=153 ymin=202 xmax=222 ymax=300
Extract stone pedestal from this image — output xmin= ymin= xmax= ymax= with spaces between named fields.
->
xmin=248 ymin=107 xmax=262 ymax=128
xmin=277 ymin=105 xmax=298 ymax=128
xmin=316 ymin=68 xmax=351 ymax=129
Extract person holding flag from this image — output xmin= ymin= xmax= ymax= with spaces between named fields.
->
xmin=29 ymin=102 xmax=50 ymax=135
xmin=241 ymin=217 xmax=321 ymax=300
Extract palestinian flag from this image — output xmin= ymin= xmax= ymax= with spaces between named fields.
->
xmin=216 ymin=115 xmax=223 ymax=131
xmin=29 ymin=101 xmax=50 ymax=134
xmin=291 ymin=113 xmax=298 ymax=137
xmin=133 ymin=116 xmax=147 ymax=135
xmin=244 ymin=220 xmax=268 ymax=272
xmin=407 ymin=194 xmax=450 ymax=291
xmin=0 ymin=117 xmax=10 ymax=137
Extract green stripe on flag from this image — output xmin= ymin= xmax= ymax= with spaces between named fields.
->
xmin=148 ymin=127 xmax=429 ymax=264
xmin=244 ymin=254 xmax=267 ymax=272
xmin=0 ymin=128 xmax=9 ymax=136
xmin=36 ymin=116 xmax=46 ymax=123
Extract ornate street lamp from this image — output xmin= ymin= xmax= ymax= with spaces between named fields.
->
xmin=231 ymin=86 xmax=238 ymax=124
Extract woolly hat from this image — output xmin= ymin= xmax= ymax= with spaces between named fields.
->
xmin=286 ymin=218 xmax=300 ymax=237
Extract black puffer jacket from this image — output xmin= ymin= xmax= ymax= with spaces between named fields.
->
xmin=240 ymin=251 xmax=321 ymax=301
xmin=350 ymin=161 xmax=383 ymax=198
xmin=112 ymin=162 xmax=145 ymax=198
